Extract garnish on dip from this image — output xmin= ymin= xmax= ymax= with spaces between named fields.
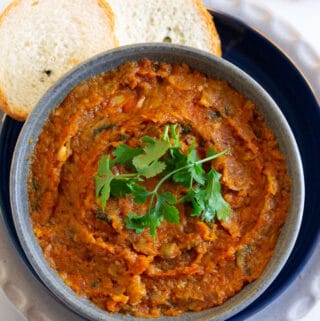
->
xmin=95 ymin=124 xmax=230 ymax=237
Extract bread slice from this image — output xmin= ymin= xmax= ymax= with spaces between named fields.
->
xmin=105 ymin=0 xmax=221 ymax=56
xmin=0 ymin=0 xmax=117 ymax=121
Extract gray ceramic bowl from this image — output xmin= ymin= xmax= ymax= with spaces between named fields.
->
xmin=10 ymin=44 xmax=304 ymax=321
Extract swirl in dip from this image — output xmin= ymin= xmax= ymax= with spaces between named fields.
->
xmin=29 ymin=59 xmax=290 ymax=317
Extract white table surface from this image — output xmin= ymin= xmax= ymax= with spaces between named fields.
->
xmin=0 ymin=0 xmax=319 ymax=320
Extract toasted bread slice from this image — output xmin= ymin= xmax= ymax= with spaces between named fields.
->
xmin=0 ymin=0 xmax=117 ymax=121
xmin=105 ymin=0 xmax=221 ymax=56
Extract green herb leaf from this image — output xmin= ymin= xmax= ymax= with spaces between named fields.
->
xmin=190 ymin=169 xmax=230 ymax=222
xmin=95 ymin=155 xmax=140 ymax=209
xmin=97 ymin=154 xmax=111 ymax=176
xmin=163 ymin=124 xmax=180 ymax=148
xmin=129 ymin=183 xmax=151 ymax=203
xmin=125 ymin=211 xmax=163 ymax=237
xmin=110 ymin=179 xmax=132 ymax=198
xmin=95 ymin=176 xmax=108 ymax=198
xmin=156 ymin=192 xmax=179 ymax=224
xmin=133 ymin=139 xmax=169 ymax=169
xmin=141 ymin=136 xmax=156 ymax=144
xmin=208 ymin=169 xmax=231 ymax=221
xmin=95 ymin=155 xmax=113 ymax=209
xmin=132 ymin=139 xmax=169 ymax=178
xmin=136 ymin=161 xmax=166 ymax=179
xmin=207 ymin=147 xmax=217 ymax=157
xmin=189 ymin=162 xmax=205 ymax=186
xmin=157 ymin=192 xmax=176 ymax=204
xmin=125 ymin=193 xmax=178 ymax=237
xmin=165 ymin=148 xmax=188 ymax=173
xmin=125 ymin=213 xmax=148 ymax=234
xmin=169 ymin=124 xmax=180 ymax=148
xmin=99 ymin=175 xmax=113 ymax=210
xmin=171 ymin=143 xmax=205 ymax=187
xmin=111 ymin=144 xmax=143 ymax=167
xmin=148 ymin=207 xmax=163 ymax=238
xmin=163 ymin=205 xmax=180 ymax=223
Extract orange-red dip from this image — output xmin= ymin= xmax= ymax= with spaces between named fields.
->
xmin=29 ymin=59 xmax=290 ymax=317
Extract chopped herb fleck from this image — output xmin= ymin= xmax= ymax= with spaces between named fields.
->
xmin=95 ymin=210 xmax=111 ymax=223
xmin=91 ymin=280 xmax=100 ymax=288
xmin=223 ymin=106 xmax=231 ymax=116
xmin=181 ymin=124 xmax=192 ymax=134
xmin=93 ymin=124 xmax=116 ymax=136
xmin=31 ymin=200 xmax=40 ymax=211
xmin=32 ymin=176 xmax=40 ymax=191
xmin=208 ymin=110 xmax=221 ymax=120
xmin=119 ymin=133 xmax=128 ymax=141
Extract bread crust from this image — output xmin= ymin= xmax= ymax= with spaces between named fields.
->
xmin=0 ymin=0 xmax=20 ymax=25
xmin=0 ymin=0 xmax=27 ymax=120
xmin=194 ymin=0 xmax=222 ymax=56
xmin=0 ymin=86 xmax=27 ymax=121
xmin=0 ymin=0 xmax=117 ymax=121
xmin=97 ymin=0 xmax=118 ymax=47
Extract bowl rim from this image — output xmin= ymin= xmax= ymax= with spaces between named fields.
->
xmin=10 ymin=43 xmax=305 ymax=321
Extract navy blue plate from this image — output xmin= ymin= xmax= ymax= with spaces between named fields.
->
xmin=0 ymin=10 xmax=319 ymax=320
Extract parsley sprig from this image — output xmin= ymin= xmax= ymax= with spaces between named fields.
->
xmin=95 ymin=124 xmax=230 ymax=237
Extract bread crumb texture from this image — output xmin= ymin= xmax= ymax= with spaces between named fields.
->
xmin=0 ymin=0 xmax=116 ymax=120
xmin=106 ymin=0 xmax=221 ymax=55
